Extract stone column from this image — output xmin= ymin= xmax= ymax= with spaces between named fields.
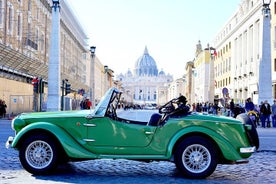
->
xmin=258 ymin=4 xmax=272 ymax=104
xmin=47 ymin=1 xmax=61 ymax=111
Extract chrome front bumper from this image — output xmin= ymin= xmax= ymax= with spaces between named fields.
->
xmin=5 ymin=136 xmax=14 ymax=149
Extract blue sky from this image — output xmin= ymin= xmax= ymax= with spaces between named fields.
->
xmin=67 ymin=0 xmax=241 ymax=79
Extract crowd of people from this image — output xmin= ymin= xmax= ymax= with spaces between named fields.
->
xmin=241 ymin=98 xmax=276 ymax=128
xmin=191 ymin=102 xmax=222 ymax=115
xmin=0 ymin=99 xmax=7 ymax=118
xmin=192 ymin=97 xmax=276 ymax=128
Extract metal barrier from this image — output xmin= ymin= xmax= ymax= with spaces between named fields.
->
xmin=9 ymin=95 xmax=34 ymax=117
xmin=8 ymin=95 xmax=81 ymax=118
xmin=63 ymin=96 xmax=81 ymax=111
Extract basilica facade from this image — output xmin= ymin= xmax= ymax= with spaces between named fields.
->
xmin=117 ymin=47 xmax=173 ymax=105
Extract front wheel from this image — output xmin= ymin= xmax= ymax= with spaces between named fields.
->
xmin=174 ymin=136 xmax=218 ymax=179
xmin=19 ymin=134 xmax=59 ymax=175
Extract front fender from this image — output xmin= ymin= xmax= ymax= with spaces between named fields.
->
xmin=166 ymin=126 xmax=244 ymax=161
xmin=12 ymin=122 xmax=97 ymax=159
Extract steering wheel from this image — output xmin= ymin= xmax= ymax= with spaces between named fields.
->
xmin=159 ymin=102 xmax=175 ymax=114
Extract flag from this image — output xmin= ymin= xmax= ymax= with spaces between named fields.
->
xmin=213 ymin=50 xmax=217 ymax=57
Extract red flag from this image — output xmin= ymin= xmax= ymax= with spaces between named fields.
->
xmin=213 ymin=50 xmax=217 ymax=57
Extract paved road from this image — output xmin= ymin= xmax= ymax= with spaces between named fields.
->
xmin=1 ymin=117 xmax=276 ymax=184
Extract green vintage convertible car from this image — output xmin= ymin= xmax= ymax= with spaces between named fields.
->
xmin=6 ymin=88 xmax=258 ymax=178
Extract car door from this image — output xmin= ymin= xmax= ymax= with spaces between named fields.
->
xmin=84 ymin=116 xmax=156 ymax=149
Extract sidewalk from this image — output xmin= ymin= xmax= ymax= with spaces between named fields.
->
xmin=256 ymin=127 xmax=276 ymax=152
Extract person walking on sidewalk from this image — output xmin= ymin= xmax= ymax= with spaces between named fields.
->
xmin=271 ymin=100 xmax=276 ymax=128
xmin=260 ymin=100 xmax=272 ymax=128
xmin=0 ymin=100 xmax=7 ymax=118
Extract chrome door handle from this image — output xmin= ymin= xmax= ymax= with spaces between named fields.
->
xmin=145 ymin=131 xmax=154 ymax=135
xmin=83 ymin=123 xmax=96 ymax=127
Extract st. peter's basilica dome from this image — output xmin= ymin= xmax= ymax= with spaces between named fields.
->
xmin=134 ymin=46 xmax=158 ymax=76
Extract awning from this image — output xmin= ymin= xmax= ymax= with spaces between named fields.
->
xmin=0 ymin=44 xmax=48 ymax=80
xmin=0 ymin=43 xmax=89 ymax=91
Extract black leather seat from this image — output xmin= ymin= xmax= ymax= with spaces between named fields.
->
xmin=147 ymin=113 xmax=162 ymax=126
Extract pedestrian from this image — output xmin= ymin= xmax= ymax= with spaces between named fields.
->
xmin=192 ymin=103 xmax=196 ymax=112
xmin=213 ymin=102 xmax=220 ymax=115
xmin=0 ymin=100 xmax=3 ymax=118
xmin=245 ymin=98 xmax=254 ymax=112
xmin=230 ymin=99 xmax=235 ymax=117
xmin=80 ymin=98 xmax=87 ymax=109
xmin=2 ymin=101 xmax=7 ymax=118
xmin=271 ymin=100 xmax=276 ymax=127
xmin=260 ymin=100 xmax=271 ymax=128
xmin=86 ymin=98 xmax=92 ymax=109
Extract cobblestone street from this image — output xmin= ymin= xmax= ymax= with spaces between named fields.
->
xmin=1 ymin=118 xmax=276 ymax=184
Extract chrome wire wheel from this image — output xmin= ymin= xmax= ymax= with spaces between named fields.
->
xmin=182 ymin=144 xmax=211 ymax=173
xmin=25 ymin=140 xmax=54 ymax=169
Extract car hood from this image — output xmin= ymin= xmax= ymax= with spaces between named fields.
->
xmin=16 ymin=110 xmax=94 ymax=119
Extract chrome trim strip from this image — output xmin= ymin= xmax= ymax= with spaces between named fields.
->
xmin=145 ymin=131 xmax=154 ymax=135
xmin=83 ymin=139 xmax=96 ymax=142
xmin=83 ymin=123 xmax=96 ymax=127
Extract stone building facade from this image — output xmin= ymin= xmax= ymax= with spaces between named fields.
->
xmin=189 ymin=0 xmax=276 ymax=106
xmin=0 ymin=0 xmax=90 ymax=115
xmin=213 ymin=0 xmax=276 ymax=105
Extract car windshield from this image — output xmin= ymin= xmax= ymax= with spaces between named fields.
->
xmin=93 ymin=87 xmax=121 ymax=116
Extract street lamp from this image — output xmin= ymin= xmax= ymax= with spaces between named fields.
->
xmin=90 ymin=46 xmax=96 ymax=55
xmin=263 ymin=0 xmax=271 ymax=17
xmin=89 ymin=46 xmax=96 ymax=108
xmin=104 ymin=65 xmax=108 ymax=73
xmin=52 ymin=0 xmax=60 ymax=11
xmin=258 ymin=0 xmax=272 ymax=104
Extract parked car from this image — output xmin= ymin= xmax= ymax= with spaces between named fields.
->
xmin=6 ymin=88 xmax=259 ymax=179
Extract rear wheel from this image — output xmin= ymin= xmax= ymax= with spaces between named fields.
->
xmin=175 ymin=136 xmax=218 ymax=179
xmin=19 ymin=134 xmax=59 ymax=175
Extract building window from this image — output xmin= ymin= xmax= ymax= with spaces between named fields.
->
xmin=28 ymin=0 xmax=31 ymax=11
xmin=8 ymin=5 xmax=13 ymax=33
xmin=274 ymin=2 xmax=276 ymax=14
xmin=274 ymin=84 xmax=276 ymax=99
xmin=17 ymin=14 xmax=21 ymax=37
xmin=229 ymin=57 xmax=231 ymax=70
xmin=36 ymin=8 xmax=39 ymax=20
xmin=0 ymin=0 xmax=2 ymax=25
xmin=27 ymin=22 xmax=31 ymax=38
xmin=274 ymin=59 xmax=276 ymax=71
xmin=36 ymin=28 xmax=38 ymax=43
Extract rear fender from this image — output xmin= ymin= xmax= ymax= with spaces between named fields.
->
xmin=166 ymin=126 xmax=245 ymax=161
xmin=12 ymin=122 xmax=97 ymax=159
